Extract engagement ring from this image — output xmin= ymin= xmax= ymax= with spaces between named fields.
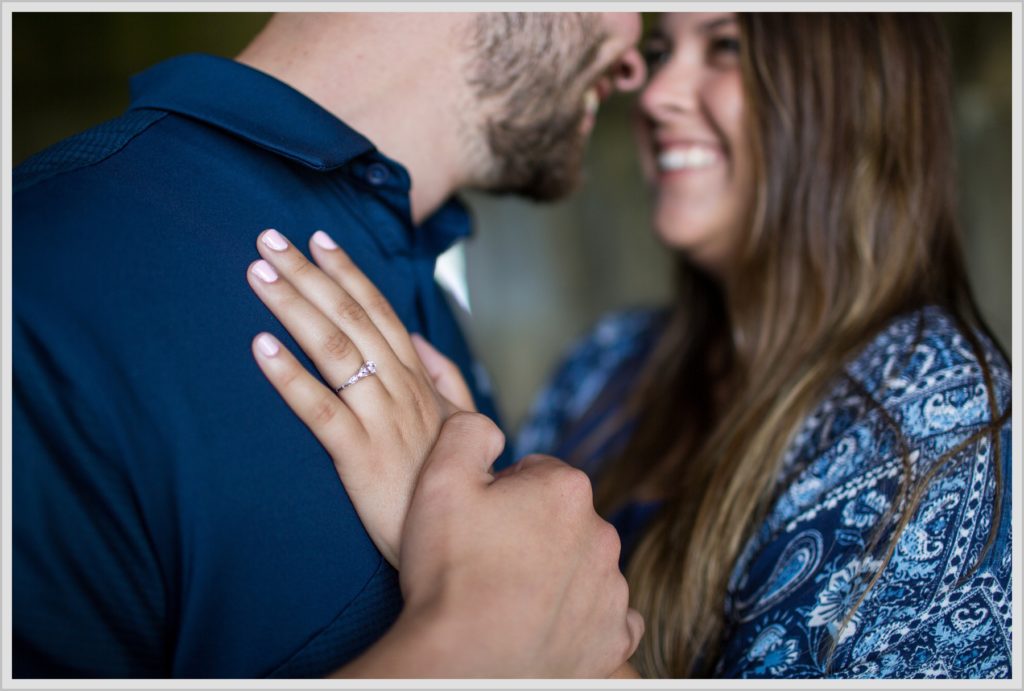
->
xmin=336 ymin=361 xmax=377 ymax=393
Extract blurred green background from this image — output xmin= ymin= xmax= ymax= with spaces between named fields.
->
xmin=14 ymin=12 xmax=1013 ymax=430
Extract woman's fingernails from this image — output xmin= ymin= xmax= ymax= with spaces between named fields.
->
xmin=252 ymin=260 xmax=279 ymax=283
xmin=311 ymin=230 xmax=338 ymax=250
xmin=261 ymin=228 xmax=289 ymax=251
xmin=255 ymin=333 xmax=280 ymax=357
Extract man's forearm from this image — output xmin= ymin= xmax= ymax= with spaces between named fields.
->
xmin=329 ymin=602 xmax=479 ymax=679
xmin=334 ymin=609 xmax=643 ymax=679
xmin=610 ymin=662 xmax=641 ymax=678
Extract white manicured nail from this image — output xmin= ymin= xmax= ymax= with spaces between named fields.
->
xmin=255 ymin=333 xmax=280 ymax=357
xmin=312 ymin=230 xmax=338 ymax=250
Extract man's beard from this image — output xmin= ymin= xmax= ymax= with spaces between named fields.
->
xmin=468 ymin=14 xmax=606 ymax=201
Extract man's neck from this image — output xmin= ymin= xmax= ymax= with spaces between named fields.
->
xmin=237 ymin=13 xmax=477 ymax=224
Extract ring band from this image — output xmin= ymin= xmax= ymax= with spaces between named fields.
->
xmin=336 ymin=361 xmax=377 ymax=393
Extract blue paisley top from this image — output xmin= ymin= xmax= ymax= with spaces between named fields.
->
xmin=515 ymin=306 xmax=1012 ymax=678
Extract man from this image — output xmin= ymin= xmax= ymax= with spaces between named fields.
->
xmin=13 ymin=13 xmax=645 ymax=677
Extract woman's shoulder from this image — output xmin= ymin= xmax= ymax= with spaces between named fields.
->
xmin=514 ymin=307 xmax=664 ymax=458
xmin=783 ymin=306 xmax=1009 ymax=478
xmin=751 ymin=304 xmax=1013 ymax=536
xmin=559 ymin=307 xmax=664 ymax=381
xmin=723 ymin=307 xmax=1013 ymax=677
xmin=847 ymin=305 xmax=1010 ymax=412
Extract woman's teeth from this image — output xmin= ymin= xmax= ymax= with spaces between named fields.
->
xmin=657 ymin=146 xmax=718 ymax=171
xmin=583 ymin=88 xmax=600 ymax=117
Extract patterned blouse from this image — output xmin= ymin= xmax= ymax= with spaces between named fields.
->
xmin=515 ymin=306 xmax=1012 ymax=678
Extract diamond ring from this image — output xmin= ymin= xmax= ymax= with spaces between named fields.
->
xmin=336 ymin=361 xmax=377 ymax=393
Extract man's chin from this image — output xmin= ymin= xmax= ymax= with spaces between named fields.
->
xmin=479 ymin=116 xmax=590 ymax=201
xmin=523 ymin=175 xmax=583 ymax=202
xmin=491 ymin=150 xmax=588 ymax=201
xmin=483 ymin=167 xmax=583 ymax=202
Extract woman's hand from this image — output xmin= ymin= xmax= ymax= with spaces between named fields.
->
xmin=246 ymin=228 xmax=474 ymax=567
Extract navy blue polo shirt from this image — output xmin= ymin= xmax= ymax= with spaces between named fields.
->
xmin=14 ymin=53 xmax=505 ymax=678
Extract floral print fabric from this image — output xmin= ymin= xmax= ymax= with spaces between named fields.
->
xmin=515 ymin=306 xmax=1012 ymax=678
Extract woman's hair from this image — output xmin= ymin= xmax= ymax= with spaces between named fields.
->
xmin=589 ymin=14 xmax=1009 ymax=677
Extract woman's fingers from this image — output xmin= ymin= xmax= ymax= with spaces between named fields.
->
xmin=247 ymin=256 xmax=392 ymax=403
xmin=254 ymin=228 xmax=401 ymax=380
xmin=247 ymin=231 xmax=463 ymax=570
xmin=308 ymin=230 xmax=422 ymax=370
xmin=250 ymin=332 xmax=365 ymax=452
xmin=410 ymin=333 xmax=476 ymax=412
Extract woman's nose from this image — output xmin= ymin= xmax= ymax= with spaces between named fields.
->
xmin=639 ymin=64 xmax=697 ymax=121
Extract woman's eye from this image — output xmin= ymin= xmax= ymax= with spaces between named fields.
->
xmin=641 ymin=39 xmax=672 ymax=70
xmin=710 ymin=36 xmax=741 ymax=56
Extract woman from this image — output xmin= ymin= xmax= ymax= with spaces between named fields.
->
xmin=247 ymin=12 xmax=1011 ymax=678
xmin=514 ymin=12 xmax=1012 ymax=677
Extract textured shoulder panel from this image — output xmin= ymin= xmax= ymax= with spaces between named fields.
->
xmin=14 ymin=109 xmax=167 ymax=193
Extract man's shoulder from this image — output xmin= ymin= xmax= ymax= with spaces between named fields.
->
xmin=14 ymin=109 xmax=169 ymax=195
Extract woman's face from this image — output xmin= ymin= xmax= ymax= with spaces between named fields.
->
xmin=637 ymin=13 xmax=754 ymax=273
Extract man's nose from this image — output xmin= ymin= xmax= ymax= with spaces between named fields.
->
xmin=613 ymin=47 xmax=647 ymax=93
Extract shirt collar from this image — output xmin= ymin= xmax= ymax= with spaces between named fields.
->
xmin=128 ymin=53 xmax=374 ymax=171
xmin=128 ymin=52 xmax=472 ymax=258
xmin=420 ymin=195 xmax=473 ymax=256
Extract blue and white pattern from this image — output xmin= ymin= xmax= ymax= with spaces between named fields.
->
xmin=516 ymin=306 xmax=1012 ymax=678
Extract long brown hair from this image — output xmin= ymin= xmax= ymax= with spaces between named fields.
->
xmin=589 ymin=14 xmax=1010 ymax=677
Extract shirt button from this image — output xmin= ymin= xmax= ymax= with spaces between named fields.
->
xmin=366 ymin=163 xmax=390 ymax=185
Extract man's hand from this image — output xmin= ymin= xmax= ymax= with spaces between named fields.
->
xmin=342 ymin=413 xmax=644 ymax=678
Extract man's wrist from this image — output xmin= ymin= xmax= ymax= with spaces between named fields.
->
xmin=330 ymin=597 xmax=474 ymax=678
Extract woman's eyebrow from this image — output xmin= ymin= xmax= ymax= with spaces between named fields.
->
xmin=698 ymin=16 xmax=738 ymax=34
